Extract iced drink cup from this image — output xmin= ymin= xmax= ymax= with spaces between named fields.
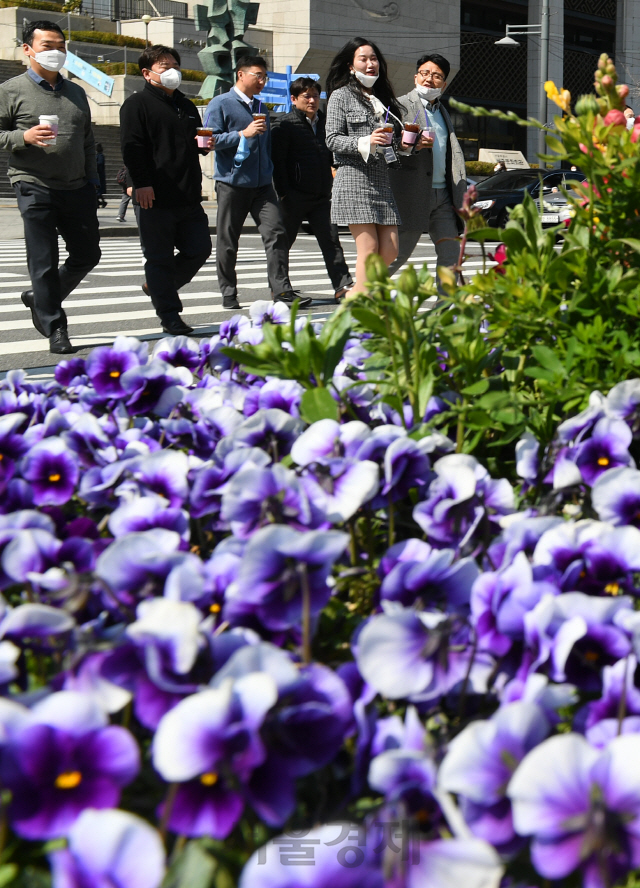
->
xmin=401 ymin=122 xmax=420 ymax=148
xmin=422 ymin=126 xmax=435 ymax=145
xmin=382 ymin=124 xmax=394 ymax=145
xmin=196 ymin=127 xmax=213 ymax=148
xmin=252 ymin=113 xmax=266 ymax=121
xmin=39 ymin=114 xmax=59 ymax=145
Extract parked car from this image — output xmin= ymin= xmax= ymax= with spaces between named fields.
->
xmin=472 ymin=168 xmax=586 ymax=228
xmin=538 ymin=189 xmax=579 ymax=229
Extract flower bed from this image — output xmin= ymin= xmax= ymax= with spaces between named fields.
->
xmin=4 ymin=53 xmax=640 ymax=888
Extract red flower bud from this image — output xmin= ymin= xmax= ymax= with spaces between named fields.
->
xmin=604 ymin=109 xmax=626 ymax=126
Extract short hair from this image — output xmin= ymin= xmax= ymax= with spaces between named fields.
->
xmin=416 ymin=53 xmax=450 ymax=81
xmin=290 ymin=76 xmax=321 ymax=98
xmin=96 ymin=143 xmax=103 ymax=152
xmin=138 ymin=45 xmax=180 ymax=74
xmin=23 ymin=21 xmax=65 ymax=46
xmin=236 ymin=55 xmax=267 ymax=78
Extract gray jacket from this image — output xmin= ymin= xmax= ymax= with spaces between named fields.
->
xmin=388 ymin=89 xmax=467 ymax=233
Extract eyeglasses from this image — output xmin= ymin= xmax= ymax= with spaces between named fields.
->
xmin=299 ymin=93 xmax=319 ymax=100
xmin=245 ymin=71 xmax=269 ymax=83
xmin=417 ymin=69 xmax=445 ymax=82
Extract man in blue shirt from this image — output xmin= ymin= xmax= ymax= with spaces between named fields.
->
xmin=205 ymin=56 xmax=310 ymax=310
xmin=388 ymin=53 xmax=467 ymax=276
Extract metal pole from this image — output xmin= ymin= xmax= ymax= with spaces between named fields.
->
xmin=538 ymin=0 xmax=550 ymax=161
xmin=124 ymin=42 xmax=127 ymax=75
xmin=67 ymin=11 xmax=71 ymax=42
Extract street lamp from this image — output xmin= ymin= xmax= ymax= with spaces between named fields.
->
xmin=141 ymin=14 xmax=151 ymax=47
xmin=495 ymin=0 xmax=550 ymax=159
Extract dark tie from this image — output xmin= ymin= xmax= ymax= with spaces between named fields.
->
xmin=251 ymin=98 xmax=260 ymax=113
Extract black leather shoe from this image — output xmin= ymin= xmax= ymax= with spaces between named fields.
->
xmin=223 ymin=295 xmax=241 ymax=310
xmin=274 ymin=290 xmax=312 ymax=308
xmin=49 ymin=328 xmax=73 ymax=354
xmin=21 ymin=290 xmax=46 ymax=337
xmin=161 ymin=316 xmax=194 ymax=336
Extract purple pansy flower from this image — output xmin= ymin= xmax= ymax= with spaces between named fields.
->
xmin=1 ymin=691 xmax=140 ymax=839
xmin=220 ymin=463 xmax=323 ymax=537
xmin=85 ymin=341 xmax=142 ymax=397
xmin=525 ymin=592 xmax=633 ymax=690
xmin=152 ymin=674 xmax=277 ymax=837
xmin=438 ymin=702 xmax=550 ymax=850
xmin=291 ymin=419 xmax=371 ymax=466
xmin=49 ymin=808 xmax=165 ymax=888
xmin=21 ymin=437 xmax=79 ymax=506
xmin=355 ymin=605 xmax=477 ymax=702
xmin=508 ymin=733 xmax=640 ymax=888
xmin=152 ymin=335 xmax=201 ymax=370
xmin=574 ymin=416 xmax=634 ymax=486
xmin=592 ymin=467 xmax=640 ymax=527
xmin=471 ymin=551 xmax=559 ymax=657
xmin=379 ymin=538 xmax=479 ymax=611
xmin=413 ymin=454 xmax=514 ymax=549
xmin=224 ymin=525 xmax=348 ymax=631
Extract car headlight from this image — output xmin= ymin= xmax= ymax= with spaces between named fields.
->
xmin=473 ymin=200 xmax=495 ymax=210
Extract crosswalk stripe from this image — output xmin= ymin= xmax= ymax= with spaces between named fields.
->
xmin=0 ymin=234 xmax=492 ymax=370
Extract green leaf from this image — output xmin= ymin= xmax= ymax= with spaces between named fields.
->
xmin=0 ymin=865 xmax=18 ymax=888
xmin=162 ymin=841 xmax=217 ymax=888
xmin=350 ymin=307 xmax=388 ymax=337
xmin=465 ymin=227 xmax=503 ymax=245
xmin=530 ymin=345 xmax=566 ymax=376
xmin=299 ymin=387 xmax=339 ymax=424
xmin=613 ymin=238 xmax=640 ymax=254
xmin=461 ymin=378 xmax=490 ymax=396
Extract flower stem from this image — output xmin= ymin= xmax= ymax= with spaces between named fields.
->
xmin=159 ymin=782 xmax=180 ymax=843
xmin=300 ymin=564 xmax=312 ymax=665
xmin=617 ymin=654 xmax=630 ymax=735
xmin=388 ymin=494 xmax=395 ymax=548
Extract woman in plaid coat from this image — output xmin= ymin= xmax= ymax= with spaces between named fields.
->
xmin=325 ymin=38 xmax=402 ymax=298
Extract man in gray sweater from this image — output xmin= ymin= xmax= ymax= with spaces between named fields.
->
xmin=0 ymin=20 xmax=101 ymax=354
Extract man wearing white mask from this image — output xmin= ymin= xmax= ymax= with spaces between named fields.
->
xmin=388 ymin=53 xmax=467 ymax=275
xmin=0 ymin=20 xmax=101 ymax=354
xmin=120 ymin=45 xmax=213 ymax=335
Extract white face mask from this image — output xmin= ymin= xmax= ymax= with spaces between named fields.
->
xmin=151 ymin=68 xmax=182 ymax=89
xmin=627 ymin=115 xmax=635 ymax=131
xmin=352 ymin=69 xmax=378 ymax=88
xmin=31 ymin=49 xmax=66 ymax=72
xmin=157 ymin=68 xmax=182 ymax=90
xmin=415 ymin=83 xmax=442 ymax=102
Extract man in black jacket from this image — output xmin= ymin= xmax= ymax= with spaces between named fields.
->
xmin=120 ymin=45 xmax=213 ymax=336
xmin=271 ymin=78 xmax=352 ymax=301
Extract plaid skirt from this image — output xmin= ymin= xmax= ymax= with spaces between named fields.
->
xmin=331 ymin=158 xmax=401 ymax=226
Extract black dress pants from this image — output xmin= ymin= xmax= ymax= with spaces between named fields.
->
xmin=136 ymin=203 xmax=212 ymax=322
xmin=14 ymin=180 xmax=101 ymax=337
xmin=215 ymin=181 xmax=292 ymax=299
xmin=280 ymin=191 xmax=352 ymax=293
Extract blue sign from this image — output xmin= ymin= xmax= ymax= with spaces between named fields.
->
xmin=258 ymin=65 xmax=325 ymax=112
xmin=63 ymin=50 xmax=114 ymax=98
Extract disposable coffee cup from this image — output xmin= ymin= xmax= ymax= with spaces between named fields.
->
xmin=401 ymin=123 xmax=420 ymax=147
xmin=196 ymin=127 xmax=213 ymax=148
xmin=382 ymin=124 xmax=394 ymax=145
xmin=39 ymin=114 xmax=58 ymax=145
xmin=252 ymin=113 xmax=266 ymax=121
xmin=422 ymin=126 xmax=435 ymax=143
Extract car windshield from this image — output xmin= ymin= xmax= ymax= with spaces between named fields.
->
xmin=476 ymin=171 xmax=541 ymax=193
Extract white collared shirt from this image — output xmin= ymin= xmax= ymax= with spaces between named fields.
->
xmin=305 ymin=113 xmax=319 ymax=134
xmin=233 ymin=85 xmax=252 ymax=106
